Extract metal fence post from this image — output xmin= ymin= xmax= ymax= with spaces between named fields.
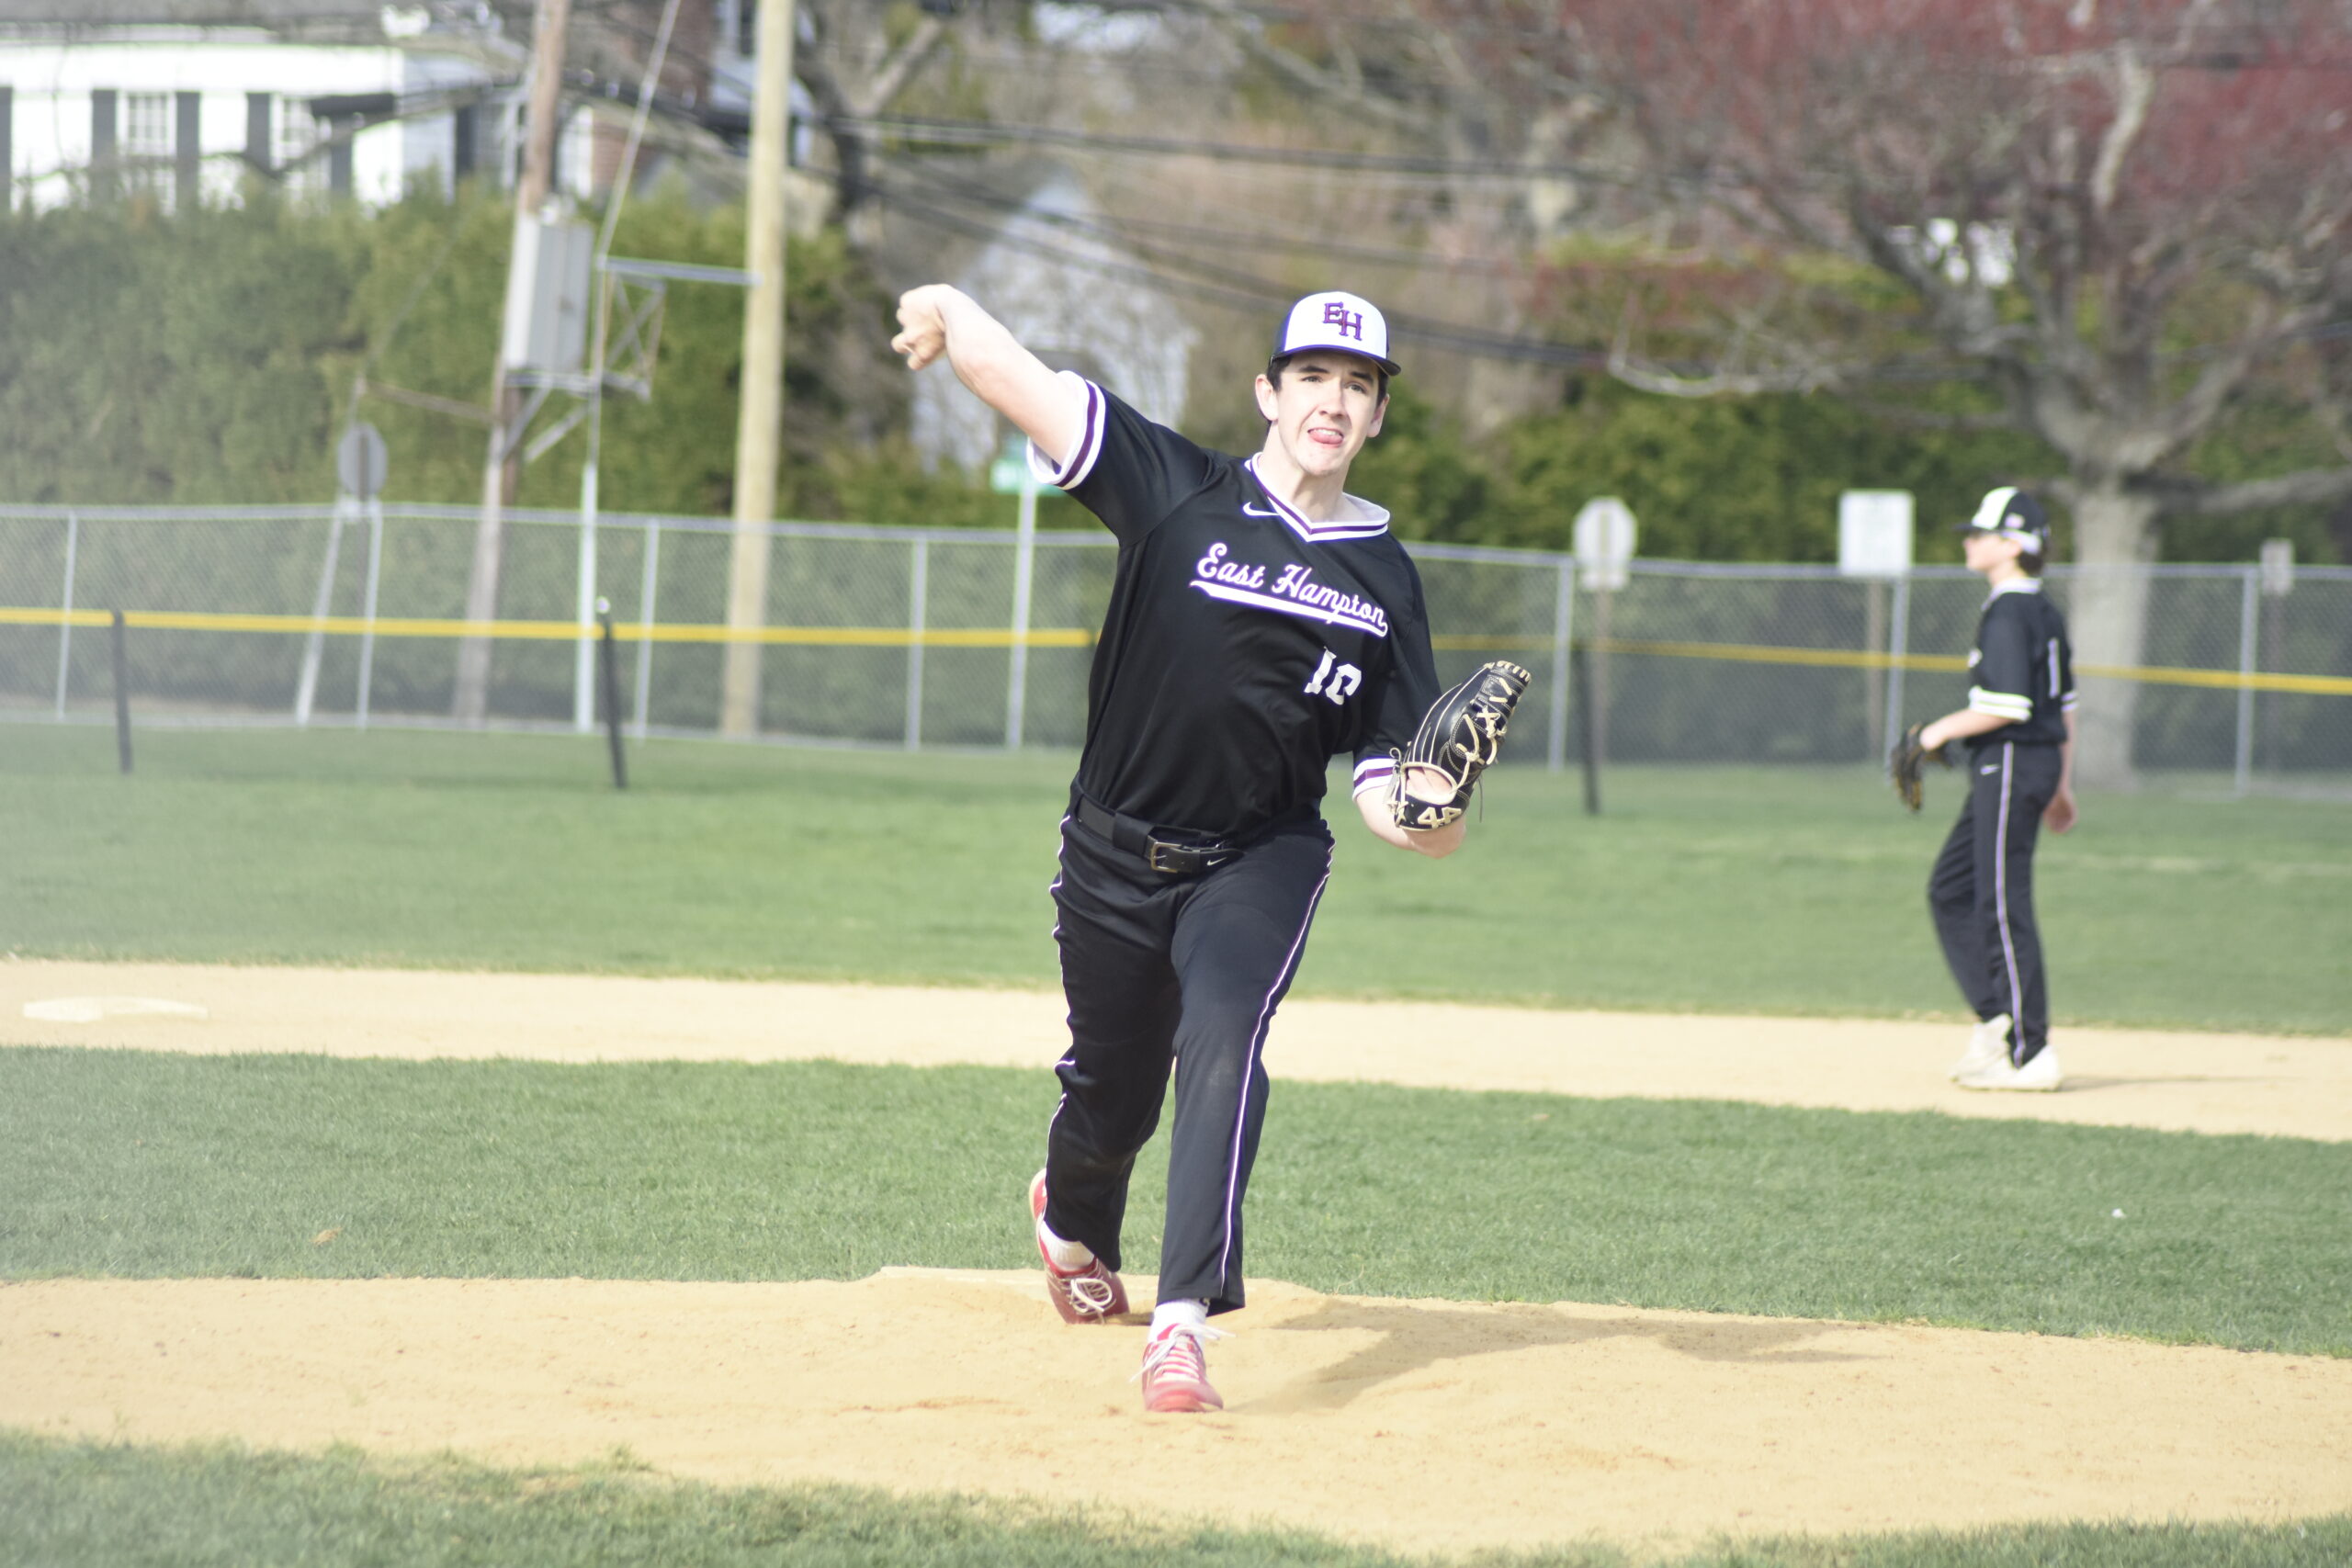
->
xmin=573 ymin=473 xmax=601 ymax=735
xmin=596 ymin=597 xmax=627 ymax=790
xmin=1862 ymin=579 xmax=1885 ymax=761
xmin=1881 ymin=571 xmax=1913 ymax=770
xmin=2258 ymin=541 xmax=2293 ymax=774
xmin=1589 ymin=584 xmax=1614 ymax=785
xmin=295 ymin=499 xmax=348 ymax=727
xmin=53 ymin=511 xmax=77 ymax=720
xmin=1575 ymin=635 xmax=1600 ymax=815
xmin=110 ymin=609 xmax=131 ymax=773
xmin=2234 ymin=565 xmax=2259 ymax=796
xmin=905 ymin=536 xmax=928 ymax=750
xmin=632 ymin=518 xmax=661 ymax=739
xmin=356 ymin=496 xmax=384 ymax=729
xmin=1547 ymin=554 xmax=1574 ymax=773
xmin=1005 ymin=485 xmax=1036 ymax=750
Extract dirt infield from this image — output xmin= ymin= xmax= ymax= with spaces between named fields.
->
xmin=6 ymin=959 xmax=2348 ymax=1139
xmin=6 ymin=960 xmax=2351 ymax=1553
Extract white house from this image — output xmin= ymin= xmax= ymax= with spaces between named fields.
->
xmin=0 ymin=0 xmax=594 ymax=211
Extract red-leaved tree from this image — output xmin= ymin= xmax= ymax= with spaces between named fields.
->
xmin=1238 ymin=0 xmax=2352 ymax=784
xmin=1483 ymin=0 xmax=2352 ymax=784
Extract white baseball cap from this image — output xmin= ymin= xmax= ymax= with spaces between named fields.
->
xmin=1272 ymin=290 xmax=1401 ymax=378
xmin=1958 ymin=485 xmax=2050 ymax=555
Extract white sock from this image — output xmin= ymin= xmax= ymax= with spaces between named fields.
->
xmin=1035 ymin=1214 xmax=1094 ymax=1271
xmin=1149 ymin=1298 xmax=1209 ymax=1337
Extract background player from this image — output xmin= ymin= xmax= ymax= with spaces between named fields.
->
xmin=1906 ymin=487 xmax=2078 ymax=1091
xmin=890 ymin=284 xmax=1518 ymax=1413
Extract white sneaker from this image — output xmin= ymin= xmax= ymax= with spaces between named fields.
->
xmin=1956 ymin=1044 xmax=2064 ymax=1092
xmin=1949 ymin=1014 xmax=2012 ymax=1081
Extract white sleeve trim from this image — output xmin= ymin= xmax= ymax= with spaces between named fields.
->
xmin=1026 ymin=372 xmax=1104 ymax=491
xmin=1969 ymin=687 xmax=2032 ymax=720
xmin=1351 ymin=754 xmax=1398 ymax=797
xmin=2060 ymin=692 xmax=2080 ymax=712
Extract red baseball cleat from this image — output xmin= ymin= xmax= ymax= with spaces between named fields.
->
xmin=1030 ymin=1169 xmax=1127 ymax=1324
xmin=1138 ymin=1323 xmax=1223 ymax=1413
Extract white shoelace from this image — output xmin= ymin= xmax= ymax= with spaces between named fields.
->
xmin=1065 ymin=1271 xmax=1119 ymax=1314
xmin=1134 ymin=1321 xmax=1229 ymax=1383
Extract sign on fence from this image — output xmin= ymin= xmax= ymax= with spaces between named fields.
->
xmin=335 ymin=423 xmax=388 ymax=501
xmin=1837 ymin=491 xmax=1914 ymax=579
xmin=2260 ymin=539 xmax=2295 ymax=598
xmin=1573 ymin=498 xmax=1636 ymax=592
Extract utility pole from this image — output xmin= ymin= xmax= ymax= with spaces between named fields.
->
xmin=454 ymin=0 xmax=572 ymax=725
xmin=721 ymin=0 xmax=795 ymax=737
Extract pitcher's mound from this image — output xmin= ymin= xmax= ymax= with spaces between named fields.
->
xmin=6 ymin=1271 xmax=2346 ymax=1555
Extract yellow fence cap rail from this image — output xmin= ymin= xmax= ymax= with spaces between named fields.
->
xmin=6 ymin=608 xmax=2347 ymax=694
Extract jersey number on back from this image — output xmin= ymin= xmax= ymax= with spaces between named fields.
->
xmin=1304 ymin=648 xmax=1363 ymax=706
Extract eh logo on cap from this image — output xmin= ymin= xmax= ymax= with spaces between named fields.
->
xmin=1274 ymin=290 xmax=1402 ymax=378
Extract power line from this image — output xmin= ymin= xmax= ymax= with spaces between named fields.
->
xmin=875 ymin=157 xmax=2352 ymax=385
xmin=1064 ymin=208 xmax=1544 ymax=279
xmin=823 ymin=109 xmax=1667 ymax=189
xmin=867 ymin=164 xmax=1621 ymax=372
xmin=885 ymin=154 xmax=1540 ymax=281
xmin=1059 ymin=0 xmax=1582 ymax=51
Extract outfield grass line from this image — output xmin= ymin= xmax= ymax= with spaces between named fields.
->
xmin=7 ymin=1273 xmax=2348 ymax=1558
xmin=4 ymin=959 xmax=2347 ymax=1142
xmin=14 ymin=729 xmax=2347 ymax=1035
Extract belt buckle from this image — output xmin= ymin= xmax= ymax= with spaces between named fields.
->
xmin=1148 ymin=838 xmax=1232 ymax=874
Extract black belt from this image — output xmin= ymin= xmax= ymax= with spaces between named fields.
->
xmin=1074 ymin=795 xmax=1241 ymax=875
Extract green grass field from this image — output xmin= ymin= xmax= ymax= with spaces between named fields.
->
xmin=6 ymin=721 xmax=2350 ymax=1565
xmin=6 ymin=1052 xmax=2346 ymax=1352
xmin=6 ymin=723 xmax=2349 ymax=1032
xmin=6 ymin=1435 xmax=2349 ymax=1568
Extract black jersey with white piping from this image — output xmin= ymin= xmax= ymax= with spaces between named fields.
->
xmin=1964 ymin=579 xmax=2076 ymax=747
xmin=1031 ymin=376 xmax=1440 ymax=840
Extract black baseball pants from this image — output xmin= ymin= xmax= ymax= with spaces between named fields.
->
xmin=1927 ymin=739 xmax=2062 ymax=1063
xmin=1039 ymin=809 xmax=1334 ymax=1317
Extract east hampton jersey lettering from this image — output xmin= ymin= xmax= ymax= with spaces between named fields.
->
xmin=1191 ymin=544 xmax=1393 ymax=637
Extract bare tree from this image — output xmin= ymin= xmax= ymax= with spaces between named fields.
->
xmin=794 ymin=0 xmax=963 ymax=220
xmin=1190 ymin=1 xmax=1625 ymax=427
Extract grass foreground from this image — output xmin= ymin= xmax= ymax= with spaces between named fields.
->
xmin=5 ymin=1433 xmax=2349 ymax=1568
xmin=5 ymin=723 xmax=2350 ymax=1033
xmin=6 ymin=1052 xmax=2346 ymax=1355
xmin=8 ymin=723 xmax=2350 ymax=1565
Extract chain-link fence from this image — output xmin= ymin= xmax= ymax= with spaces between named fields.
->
xmin=1571 ymin=558 xmax=2352 ymax=786
xmin=3 ymin=502 xmax=2347 ymax=791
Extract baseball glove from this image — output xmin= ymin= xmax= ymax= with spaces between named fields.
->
xmin=1889 ymin=722 xmax=1951 ymax=813
xmin=1390 ymin=660 xmax=1533 ymax=832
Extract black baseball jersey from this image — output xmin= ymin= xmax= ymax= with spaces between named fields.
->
xmin=1033 ymin=376 xmax=1441 ymax=840
xmin=1964 ymin=580 xmax=2076 ymax=746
